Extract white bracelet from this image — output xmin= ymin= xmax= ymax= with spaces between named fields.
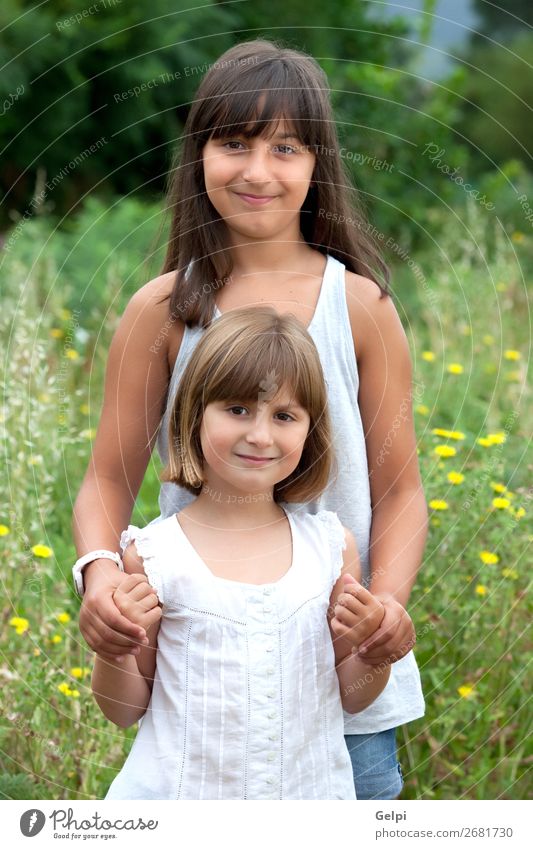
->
xmin=72 ymin=549 xmax=124 ymax=598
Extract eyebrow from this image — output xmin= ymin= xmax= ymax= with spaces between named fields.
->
xmin=271 ymin=133 xmax=302 ymax=142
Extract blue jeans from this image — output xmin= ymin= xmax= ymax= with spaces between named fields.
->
xmin=344 ymin=728 xmax=403 ymax=800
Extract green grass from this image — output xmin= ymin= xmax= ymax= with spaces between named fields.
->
xmin=0 ymin=203 xmax=530 ymax=800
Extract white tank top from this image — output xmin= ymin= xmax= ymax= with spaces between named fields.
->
xmin=154 ymin=254 xmax=424 ymax=734
xmin=106 ymin=509 xmax=356 ymax=799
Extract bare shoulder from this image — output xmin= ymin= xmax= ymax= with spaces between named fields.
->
xmin=344 ymin=270 xmax=405 ymax=363
xmin=128 ymin=270 xmax=177 ymax=314
xmin=116 ymin=271 xmax=184 ymax=368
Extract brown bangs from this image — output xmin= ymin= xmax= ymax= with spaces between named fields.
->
xmin=199 ymin=324 xmax=314 ymax=412
xmin=200 ymin=67 xmax=326 ymax=151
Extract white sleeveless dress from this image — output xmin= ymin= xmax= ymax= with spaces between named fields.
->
xmin=153 ymin=254 xmax=425 ymax=734
xmin=105 ymin=509 xmax=356 ymax=800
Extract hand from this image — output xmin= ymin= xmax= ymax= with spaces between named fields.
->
xmin=357 ymin=593 xmax=416 ymax=665
xmin=330 ymin=574 xmax=385 ymax=650
xmin=79 ymin=559 xmax=150 ymax=663
xmin=112 ymin=573 xmax=162 ymax=631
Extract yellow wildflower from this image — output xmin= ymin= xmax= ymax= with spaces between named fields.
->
xmin=447 ymin=363 xmax=464 ymax=374
xmin=458 ymin=684 xmax=475 ymax=699
xmin=496 ymin=282 xmax=507 ymax=292
xmin=9 ymin=616 xmax=29 ymax=635
xmin=66 ymin=349 xmax=79 ymax=360
xmin=479 ymin=550 xmax=499 ymax=565
xmin=0 ymin=525 xmax=10 ymax=536
xmin=56 ymin=612 xmax=71 ymax=624
xmin=492 ymin=497 xmax=510 ymax=510
xmin=31 ymin=544 xmax=53 ymax=558
xmin=513 ymin=507 xmax=525 ymax=520
xmin=51 ymin=634 xmax=62 ymax=644
xmin=57 ymin=683 xmax=79 ymax=698
xmin=50 ymin=328 xmax=64 ymax=339
xmin=487 ymin=432 xmax=506 ymax=445
xmin=415 ymin=404 xmax=429 ymax=416
xmin=33 ymin=647 xmax=41 ymax=656
xmin=477 ymin=437 xmax=492 ymax=447
xmin=490 ymin=482 xmax=507 ymax=493
xmin=505 ymin=371 xmax=521 ymax=382
xmin=475 ymin=584 xmax=487 ymax=596
xmin=80 ymin=428 xmax=96 ymax=440
xmin=483 ymin=334 xmax=494 ymax=345
xmin=504 ymin=349 xmax=520 ymax=361
xmin=447 ymin=472 xmax=464 ymax=485
xmin=501 ymin=568 xmax=518 ymax=580
xmin=511 ymin=231 xmax=524 ymax=243
xmin=432 ymin=428 xmax=465 ymax=440
xmin=429 ymin=499 xmax=448 ymax=511
xmin=80 ymin=403 xmax=90 ymax=415
xmin=430 ymin=517 xmax=441 ymax=526
xmin=434 ymin=445 xmax=456 ymax=458
xmin=70 ymin=667 xmax=91 ymax=679
xmin=59 ymin=308 xmax=72 ymax=321
xmin=422 ymin=351 xmax=435 ymax=362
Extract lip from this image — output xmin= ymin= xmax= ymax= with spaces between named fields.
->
xmin=234 ymin=192 xmax=276 ymax=206
xmin=236 ymin=454 xmax=276 ymax=465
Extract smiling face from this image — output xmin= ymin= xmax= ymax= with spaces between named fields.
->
xmin=198 ymin=385 xmax=311 ymax=498
xmin=202 ymin=115 xmax=316 ymax=244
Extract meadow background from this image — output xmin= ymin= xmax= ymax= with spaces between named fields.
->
xmin=1 ymin=0 xmax=531 ymax=800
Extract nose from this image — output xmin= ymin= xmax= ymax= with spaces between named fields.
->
xmin=241 ymin=143 xmax=271 ymax=185
xmin=244 ymin=409 xmax=274 ymax=448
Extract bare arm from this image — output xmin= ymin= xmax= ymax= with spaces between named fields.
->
xmin=328 ymin=530 xmax=390 ymax=714
xmin=73 ymin=273 xmax=182 ymax=660
xmin=91 ymin=543 xmax=162 ymax=727
xmin=346 ymin=273 xmax=428 ymax=662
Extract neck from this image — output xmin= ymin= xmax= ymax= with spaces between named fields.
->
xmin=185 ymin=483 xmax=284 ymax=530
xmin=227 ymin=234 xmax=312 ymax=277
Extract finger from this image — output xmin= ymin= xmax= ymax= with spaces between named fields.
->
xmin=358 ymin=621 xmax=400 ymax=652
xmin=333 ymin=605 xmax=360 ymax=628
xmin=342 ymin=584 xmax=376 ymax=606
xmin=336 ymin=592 xmax=368 ymax=614
xmin=138 ymin=606 xmax=162 ymax=630
xmin=330 ymin=616 xmax=353 ymax=641
xmin=358 ymin=633 xmax=415 ymax=663
xmin=96 ymin=597 xmax=147 ymax=640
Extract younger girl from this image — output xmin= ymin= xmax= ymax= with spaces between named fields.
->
xmin=92 ymin=307 xmax=390 ymax=800
xmin=75 ymin=39 xmax=427 ymax=800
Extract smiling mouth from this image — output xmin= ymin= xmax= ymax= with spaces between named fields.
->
xmin=236 ymin=454 xmax=276 ymax=463
xmin=234 ymin=192 xmax=277 ymax=204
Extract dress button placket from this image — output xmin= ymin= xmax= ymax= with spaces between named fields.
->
xmin=246 ymin=586 xmax=281 ymax=797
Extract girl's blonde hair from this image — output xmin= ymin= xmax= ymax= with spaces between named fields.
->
xmin=158 ymin=38 xmax=390 ymax=328
xmin=160 ymin=306 xmax=335 ymax=502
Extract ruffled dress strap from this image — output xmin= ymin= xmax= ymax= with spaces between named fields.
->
xmin=315 ymin=509 xmax=348 ymax=586
xmin=119 ymin=524 xmax=165 ymax=605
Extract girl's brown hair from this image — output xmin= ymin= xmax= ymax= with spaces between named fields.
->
xmin=158 ymin=38 xmax=390 ymax=327
xmin=160 ymin=306 xmax=335 ymax=503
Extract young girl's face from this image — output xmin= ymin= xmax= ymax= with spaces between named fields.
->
xmin=202 ymin=116 xmax=315 ymax=244
xmin=198 ymin=385 xmax=311 ymax=496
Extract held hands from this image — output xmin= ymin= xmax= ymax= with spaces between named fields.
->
xmin=330 ymin=574 xmax=385 ymax=653
xmin=112 ymin=573 xmax=162 ymax=632
xmin=357 ymin=592 xmax=416 ymax=666
xmin=79 ymin=561 xmax=158 ymax=663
